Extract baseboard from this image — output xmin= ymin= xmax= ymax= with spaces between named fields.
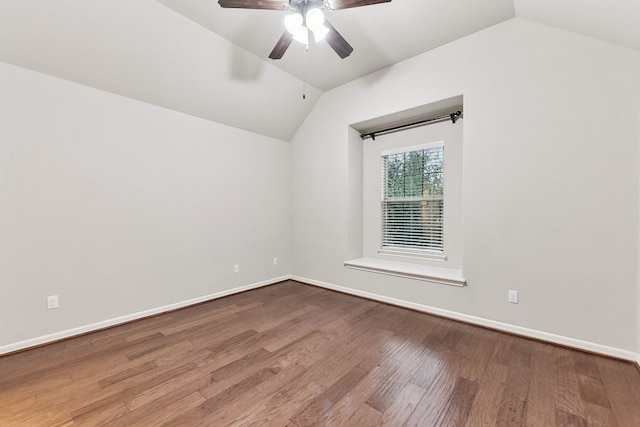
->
xmin=0 ymin=276 xmax=289 ymax=356
xmin=291 ymin=275 xmax=640 ymax=364
xmin=5 ymin=274 xmax=639 ymax=365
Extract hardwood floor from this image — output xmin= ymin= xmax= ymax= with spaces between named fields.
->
xmin=1 ymin=280 xmax=639 ymax=426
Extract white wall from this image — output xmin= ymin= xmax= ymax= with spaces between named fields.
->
xmin=0 ymin=62 xmax=291 ymax=351
xmin=2 ymin=17 xmax=640 ymax=362
xmin=291 ymin=18 xmax=640 ymax=356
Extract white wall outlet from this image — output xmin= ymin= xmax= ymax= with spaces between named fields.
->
xmin=233 ymin=264 xmax=239 ymax=274
xmin=273 ymin=257 xmax=278 ymax=266
xmin=508 ymin=290 xmax=519 ymax=304
xmin=47 ymin=295 xmax=59 ymax=310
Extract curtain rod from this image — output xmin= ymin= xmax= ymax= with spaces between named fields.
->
xmin=360 ymin=110 xmax=462 ymax=141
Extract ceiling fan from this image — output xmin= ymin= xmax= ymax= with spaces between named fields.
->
xmin=217 ymin=0 xmax=392 ymax=60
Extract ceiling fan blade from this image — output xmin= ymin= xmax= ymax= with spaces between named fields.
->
xmin=329 ymin=0 xmax=391 ymax=10
xmin=218 ymin=0 xmax=285 ymax=10
xmin=269 ymin=31 xmax=294 ymax=59
xmin=325 ymin=22 xmax=353 ymax=59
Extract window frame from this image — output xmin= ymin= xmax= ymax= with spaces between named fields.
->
xmin=379 ymin=141 xmax=446 ymax=260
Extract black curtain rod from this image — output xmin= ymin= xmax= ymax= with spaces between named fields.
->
xmin=360 ymin=110 xmax=462 ymax=140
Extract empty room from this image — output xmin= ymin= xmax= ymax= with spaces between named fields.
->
xmin=1 ymin=0 xmax=640 ymax=425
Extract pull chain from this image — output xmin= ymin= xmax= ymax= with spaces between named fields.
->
xmin=302 ymin=44 xmax=308 ymax=99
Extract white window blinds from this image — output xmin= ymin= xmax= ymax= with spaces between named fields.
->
xmin=381 ymin=142 xmax=444 ymax=254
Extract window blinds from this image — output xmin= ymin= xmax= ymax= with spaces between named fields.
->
xmin=381 ymin=142 xmax=444 ymax=254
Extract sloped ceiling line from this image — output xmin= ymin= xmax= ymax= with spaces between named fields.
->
xmin=0 ymin=0 xmax=638 ymax=140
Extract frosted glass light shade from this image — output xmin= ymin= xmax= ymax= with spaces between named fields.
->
xmin=306 ymin=8 xmax=329 ymax=42
xmin=292 ymin=26 xmax=309 ymax=44
xmin=284 ymin=12 xmax=303 ymax=35
xmin=306 ymin=8 xmax=324 ymax=31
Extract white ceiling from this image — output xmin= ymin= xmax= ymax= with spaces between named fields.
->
xmin=1 ymin=0 xmax=639 ymax=140
xmin=157 ymin=0 xmax=516 ymax=91
xmin=515 ymin=0 xmax=640 ymax=52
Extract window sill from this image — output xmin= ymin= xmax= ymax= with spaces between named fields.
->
xmin=378 ymin=248 xmax=447 ymax=262
xmin=344 ymin=257 xmax=466 ymax=287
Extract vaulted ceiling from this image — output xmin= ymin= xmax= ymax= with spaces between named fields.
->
xmin=157 ymin=0 xmax=516 ymax=92
xmin=1 ymin=1 xmax=638 ymax=140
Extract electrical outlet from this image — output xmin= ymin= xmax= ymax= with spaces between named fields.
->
xmin=273 ymin=257 xmax=278 ymax=266
xmin=233 ymin=264 xmax=239 ymax=274
xmin=47 ymin=295 xmax=59 ymax=310
xmin=508 ymin=290 xmax=519 ymax=304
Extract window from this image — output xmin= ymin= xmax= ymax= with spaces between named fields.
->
xmin=381 ymin=142 xmax=444 ymax=255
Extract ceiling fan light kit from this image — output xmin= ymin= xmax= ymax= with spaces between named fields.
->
xmin=304 ymin=8 xmax=330 ymax=42
xmin=284 ymin=12 xmax=308 ymax=44
xmin=218 ymin=0 xmax=391 ymax=59
xmin=285 ymin=8 xmax=328 ymax=44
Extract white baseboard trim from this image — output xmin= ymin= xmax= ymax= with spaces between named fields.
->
xmin=291 ymin=275 xmax=640 ymax=364
xmin=0 ymin=276 xmax=288 ymax=356
xmin=4 ymin=274 xmax=639 ymax=366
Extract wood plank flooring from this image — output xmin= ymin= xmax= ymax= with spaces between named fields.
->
xmin=1 ymin=280 xmax=639 ymax=426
